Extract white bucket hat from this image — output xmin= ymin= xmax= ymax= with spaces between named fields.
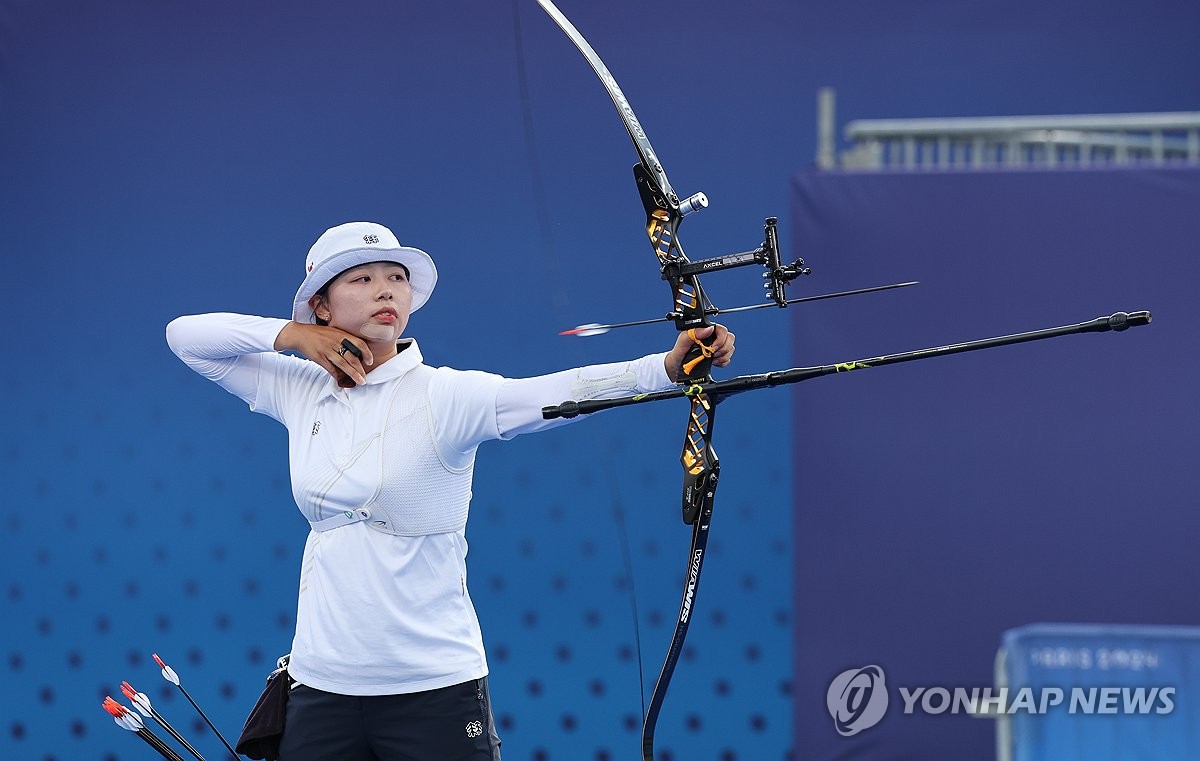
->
xmin=291 ymin=222 xmax=438 ymax=324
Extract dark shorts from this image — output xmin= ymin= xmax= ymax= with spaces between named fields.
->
xmin=278 ymin=677 xmax=502 ymax=761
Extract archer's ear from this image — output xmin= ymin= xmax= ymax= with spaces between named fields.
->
xmin=309 ymin=293 xmax=330 ymax=322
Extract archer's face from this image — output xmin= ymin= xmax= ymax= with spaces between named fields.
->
xmin=312 ymin=261 xmax=413 ymax=344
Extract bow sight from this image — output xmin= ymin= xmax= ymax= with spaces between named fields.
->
xmin=656 ymin=216 xmax=812 ymax=328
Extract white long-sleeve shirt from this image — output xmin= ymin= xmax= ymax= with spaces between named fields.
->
xmin=166 ymin=313 xmax=672 ymax=695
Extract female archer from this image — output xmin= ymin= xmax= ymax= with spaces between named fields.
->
xmin=166 ymin=221 xmax=734 ymax=760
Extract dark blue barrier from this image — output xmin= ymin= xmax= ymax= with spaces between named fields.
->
xmin=1001 ymin=624 xmax=1200 ymax=761
xmin=789 ymin=166 xmax=1200 ymax=760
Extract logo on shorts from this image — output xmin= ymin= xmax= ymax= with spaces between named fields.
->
xmin=465 ymin=720 xmax=484 ymax=738
xmin=363 ymin=234 xmax=380 ymax=244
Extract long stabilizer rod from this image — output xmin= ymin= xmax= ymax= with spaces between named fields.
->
xmin=543 ymin=310 xmax=1152 ymax=419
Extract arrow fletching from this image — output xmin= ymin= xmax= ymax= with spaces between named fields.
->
xmin=560 ymin=323 xmax=610 ymax=337
xmin=103 ymin=697 xmax=145 ymax=730
xmin=153 ymin=653 xmax=181 ymax=686
xmin=120 ymin=682 xmax=153 ymax=717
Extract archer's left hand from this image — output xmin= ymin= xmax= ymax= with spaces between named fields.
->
xmin=665 ymin=324 xmax=735 ymax=382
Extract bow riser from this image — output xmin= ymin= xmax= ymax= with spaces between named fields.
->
xmin=681 ymin=392 xmax=718 ymax=524
xmin=635 ymin=164 xmax=714 ymax=335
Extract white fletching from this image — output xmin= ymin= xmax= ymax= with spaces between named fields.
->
xmin=566 ymin=323 xmax=610 ymax=337
xmin=115 ymin=709 xmax=145 ymax=731
xmin=154 ymin=654 xmax=181 ymax=686
xmin=130 ymin=691 xmax=154 ymax=717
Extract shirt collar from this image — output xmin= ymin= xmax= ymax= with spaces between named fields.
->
xmin=317 ymin=338 xmax=423 ymax=401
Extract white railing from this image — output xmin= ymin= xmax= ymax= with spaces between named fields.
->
xmin=815 ymin=88 xmax=1200 ymax=170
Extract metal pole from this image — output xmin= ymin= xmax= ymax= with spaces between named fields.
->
xmin=817 ymin=87 xmax=836 ymax=169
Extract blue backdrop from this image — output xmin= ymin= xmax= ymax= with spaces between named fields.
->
xmin=2 ymin=1 xmax=1198 ymax=760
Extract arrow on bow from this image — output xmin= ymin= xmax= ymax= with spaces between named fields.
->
xmin=560 ymin=281 xmax=920 ymax=336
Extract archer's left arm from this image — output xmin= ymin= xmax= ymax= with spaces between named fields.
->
xmin=493 ymin=353 xmax=669 ymax=440
xmin=424 ymin=354 xmax=670 ymax=465
xmin=426 ymin=325 xmax=736 ymax=457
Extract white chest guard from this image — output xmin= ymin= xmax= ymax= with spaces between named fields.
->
xmin=297 ymin=365 xmax=474 ymax=536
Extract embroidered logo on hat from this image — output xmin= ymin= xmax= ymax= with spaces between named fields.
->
xmin=363 ymin=234 xmax=380 ymax=244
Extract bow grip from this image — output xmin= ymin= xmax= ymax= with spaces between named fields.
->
xmin=678 ymin=328 xmax=716 ymax=382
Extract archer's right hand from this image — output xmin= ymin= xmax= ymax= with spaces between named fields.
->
xmin=275 ymin=322 xmax=374 ymax=387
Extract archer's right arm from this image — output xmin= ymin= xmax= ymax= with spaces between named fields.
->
xmin=165 ymin=312 xmax=293 ymax=411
